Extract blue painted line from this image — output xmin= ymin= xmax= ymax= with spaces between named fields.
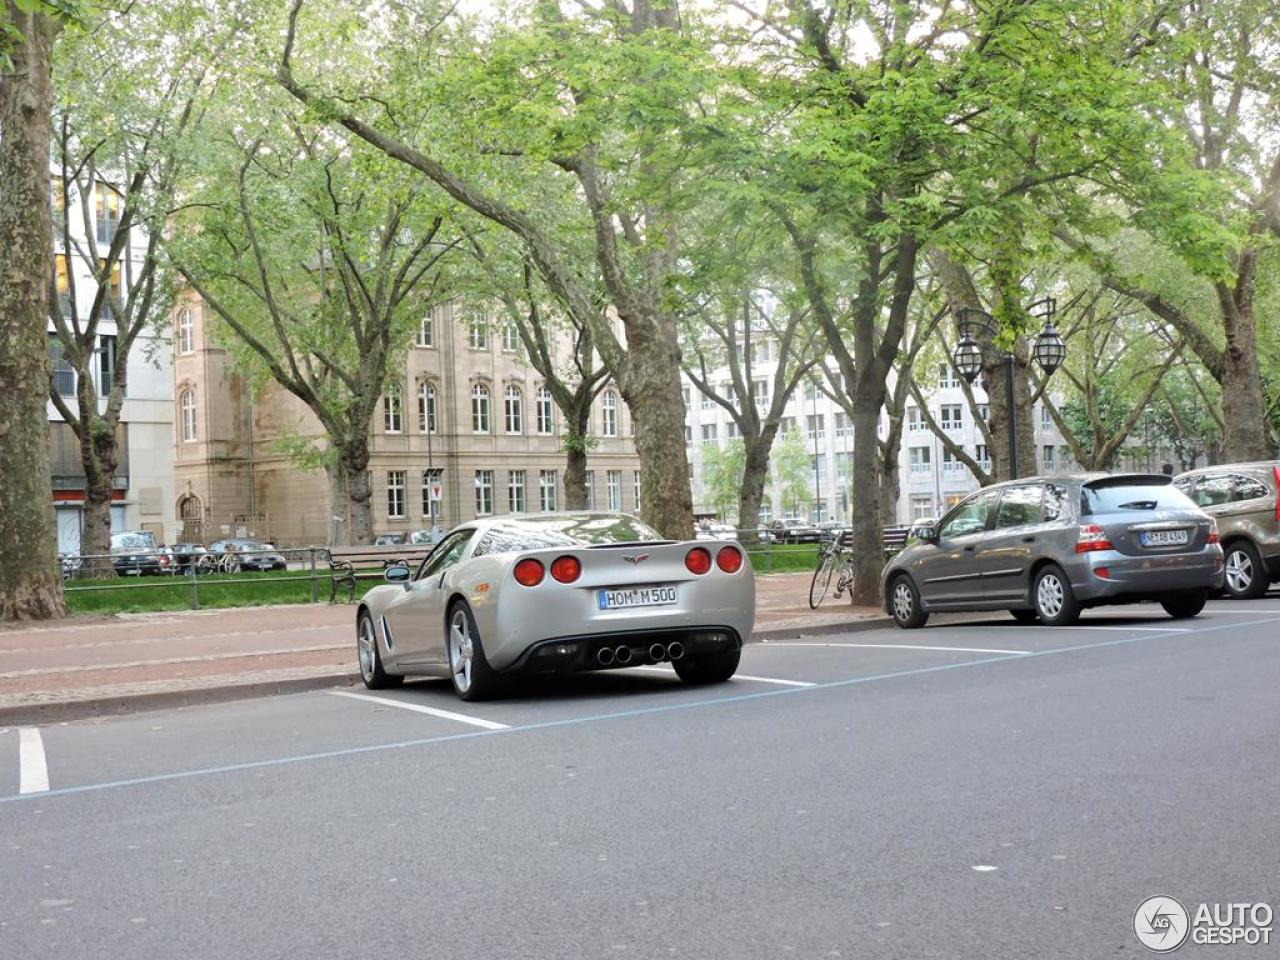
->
xmin=2 ymin=613 xmax=1277 ymax=807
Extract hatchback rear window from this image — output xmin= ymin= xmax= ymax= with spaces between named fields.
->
xmin=1081 ymin=484 xmax=1196 ymax=514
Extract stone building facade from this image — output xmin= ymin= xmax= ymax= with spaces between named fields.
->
xmin=172 ymin=299 xmax=642 ymax=546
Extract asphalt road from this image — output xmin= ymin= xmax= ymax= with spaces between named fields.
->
xmin=3 ymin=594 xmax=1280 ymax=959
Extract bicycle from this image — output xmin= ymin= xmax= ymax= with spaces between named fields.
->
xmin=809 ymin=536 xmax=855 ymax=608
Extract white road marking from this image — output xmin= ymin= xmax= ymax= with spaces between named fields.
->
xmin=327 ymin=691 xmax=509 ymax=730
xmin=18 ymin=728 xmax=49 ymax=795
xmin=971 ymin=865 xmax=998 ymax=872
xmin=765 ymin=642 xmax=1033 ymax=656
xmin=628 ymin=665 xmax=815 ymax=687
xmin=1065 ymin=625 xmax=1191 ymax=632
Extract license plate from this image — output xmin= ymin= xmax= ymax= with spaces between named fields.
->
xmin=597 ymin=585 xmax=678 ymax=610
xmin=1140 ymin=529 xmax=1189 ymax=547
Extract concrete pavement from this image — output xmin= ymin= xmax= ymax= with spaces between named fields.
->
xmin=3 ymin=594 xmax=1278 ymax=958
xmin=0 ymin=571 xmax=885 ymax=724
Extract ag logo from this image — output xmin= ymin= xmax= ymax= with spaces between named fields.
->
xmin=1134 ymin=896 xmax=1190 ymax=952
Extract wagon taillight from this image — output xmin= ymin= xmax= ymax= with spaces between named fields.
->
xmin=514 ymin=558 xmax=545 ymax=586
xmin=684 ymin=547 xmax=712 ymax=575
xmin=550 ymin=555 xmax=581 ymax=583
xmin=1075 ymin=523 xmax=1113 ymax=553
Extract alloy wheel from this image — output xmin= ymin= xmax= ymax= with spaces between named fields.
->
xmin=1225 ymin=549 xmax=1254 ymax=594
xmin=1037 ymin=574 xmax=1064 ymax=619
xmin=892 ymin=581 xmax=914 ymax=622
xmin=449 ymin=610 xmax=474 ymax=694
xmin=357 ymin=617 xmax=376 ymax=682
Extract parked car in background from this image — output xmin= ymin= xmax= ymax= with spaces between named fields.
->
xmin=770 ymin=517 xmax=821 ymax=544
xmin=696 ymin=522 xmax=739 ymax=541
xmin=110 ymin=530 xmax=168 ymax=576
xmin=166 ymin=542 xmax=208 ymax=574
xmin=374 ymin=532 xmax=408 ymax=545
xmin=356 ymin=512 xmax=754 ymax=701
xmin=1174 ymin=462 xmax=1280 ymax=599
xmin=205 ymin=538 xmax=288 ymax=571
xmin=882 ymin=474 xmax=1224 ymax=628
xmin=408 ymin=528 xmax=445 ymax=545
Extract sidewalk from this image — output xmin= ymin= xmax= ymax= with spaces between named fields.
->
xmin=0 ymin=572 xmax=887 ymax=725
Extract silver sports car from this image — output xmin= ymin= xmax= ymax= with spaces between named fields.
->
xmin=355 ymin=513 xmax=756 ymax=700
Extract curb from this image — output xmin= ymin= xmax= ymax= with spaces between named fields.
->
xmin=2 ymin=614 xmax=896 ymax=727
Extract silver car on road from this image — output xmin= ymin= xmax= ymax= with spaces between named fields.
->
xmin=882 ymin=474 xmax=1224 ymax=628
xmin=356 ymin=513 xmax=756 ymax=700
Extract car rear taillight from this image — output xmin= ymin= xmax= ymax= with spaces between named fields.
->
xmin=514 ymin=558 xmax=545 ymax=586
xmin=716 ymin=545 xmax=743 ymax=573
xmin=550 ymin=555 xmax=581 ymax=583
xmin=685 ymin=547 xmax=712 ymax=575
xmin=1075 ymin=523 xmax=1114 ymax=553
xmin=1207 ymin=518 xmax=1220 ymax=544
xmin=1273 ymin=466 xmax=1280 ymax=521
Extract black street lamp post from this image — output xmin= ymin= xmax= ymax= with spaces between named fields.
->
xmin=951 ymin=298 xmax=1066 ymax=480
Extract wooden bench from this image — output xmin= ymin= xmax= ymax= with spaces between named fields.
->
xmin=327 ymin=546 xmax=434 ymax=603
xmin=881 ymin=525 xmax=911 ymax=557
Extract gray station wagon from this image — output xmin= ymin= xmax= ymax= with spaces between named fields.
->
xmin=881 ymin=474 xmax=1224 ymax=628
xmin=1174 ymin=462 xmax=1280 ymax=600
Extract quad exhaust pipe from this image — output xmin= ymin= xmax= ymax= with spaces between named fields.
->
xmin=613 ymin=645 xmax=633 ymax=665
xmin=596 ymin=640 xmax=687 ymax=666
xmin=595 ymin=647 xmax=615 ymax=666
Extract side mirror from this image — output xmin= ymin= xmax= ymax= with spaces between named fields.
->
xmin=384 ymin=562 xmax=411 ymax=584
xmin=913 ymin=525 xmax=938 ymax=545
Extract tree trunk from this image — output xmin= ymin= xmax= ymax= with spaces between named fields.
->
xmin=621 ymin=319 xmax=694 ymax=541
xmin=563 ymin=400 xmax=591 ymax=510
xmin=878 ymin=456 xmax=900 ymax=528
xmin=736 ymin=434 xmax=773 ymax=543
xmin=81 ymin=463 xmax=117 ymax=578
xmin=325 ymin=461 xmax=350 ymax=545
xmin=986 ymin=351 xmax=1037 ymax=481
xmin=850 ymin=399 xmax=883 ymax=605
xmin=339 ymin=441 xmax=375 ymax=545
xmin=0 ymin=5 xmax=67 ymax=620
xmin=1217 ymin=293 xmax=1272 ymax=461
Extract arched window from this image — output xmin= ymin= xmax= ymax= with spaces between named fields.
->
xmin=177 ymin=308 xmax=194 ymax=354
xmin=180 ymin=388 xmax=197 ymax=442
xmin=505 ymin=384 xmax=523 ymax=434
xmin=418 ymin=382 xmax=437 ymax=433
xmin=602 ymin=389 xmax=619 ymax=437
xmin=472 ymin=383 xmax=491 ymax=433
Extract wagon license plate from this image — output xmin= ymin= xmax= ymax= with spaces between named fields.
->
xmin=597 ymin=585 xmax=678 ymax=610
xmin=1140 ymin=529 xmax=1189 ymax=547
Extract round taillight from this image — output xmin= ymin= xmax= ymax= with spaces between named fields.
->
xmin=513 ymin=558 xmax=544 ymax=586
xmin=550 ymin=555 xmax=581 ymax=583
xmin=685 ymin=547 xmax=712 ymax=575
xmin=716 ymin=545 xmax=743 ymax=573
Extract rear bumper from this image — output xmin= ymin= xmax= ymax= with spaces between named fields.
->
xmin=505 ymin=626 xmax=743 ymax=675
xmin=1073 ymin=547 xmax=1224 ymax=603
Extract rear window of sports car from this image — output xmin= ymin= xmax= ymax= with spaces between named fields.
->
xmin=473 ymin=516 xmax=663 ymax=556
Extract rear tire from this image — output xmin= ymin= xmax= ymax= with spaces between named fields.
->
xmin=447 ymin=601 xmax=502 ymax=701
xmin=1010 ymin=609 xmax=1038 ymax=624
xmin=357 ymin=611 xmax=402 ymax=690
xmin=673 ymin=647 xmax=740 ymax=685
xmin=809 ymin=552 xmax=837 ymax=609
xmin=1222 ymin=540 xmax=1268 ymax=600
xmin=1033 ymin=565 xmax=1080 ymax=626
xmin=1161 ymin=589 xmax=1208 ymax=619
xmin=889 ymin=575 xmax=929 ymax=629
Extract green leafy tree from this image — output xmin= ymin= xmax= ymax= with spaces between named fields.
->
xmin=701 ymin=438 xmax=746 ymax=521
xmin=771 ymin=429 xmax=811 ymax=519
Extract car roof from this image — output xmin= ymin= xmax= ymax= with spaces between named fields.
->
xmin=1176 ymin=461 xmax=1280 ymax=478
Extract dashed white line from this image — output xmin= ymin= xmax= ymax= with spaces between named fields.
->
xmin=628 ymin=665 xmax=815 ymax=687
xmin=764 ymin=642 xmax=1033 ymax=656
xmin=19 ymin=728 xmax=49 ymax=795
xmin=328 ymin=691 xmax=509 ymax=730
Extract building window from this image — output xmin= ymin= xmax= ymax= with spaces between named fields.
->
xmin=749 ymin=340 xmax=773 ymax=365
xmin=177 ymin=309 xmax=194 ymax=354
xmin=97 ymin=334 xmax=117 ymax=396
xmin=976 ymin=444 xmax=991 ymax=468
xmin=54 ymin=254 xmax=72 ymax=317
xmin=906 ymin=406 xmax=925 ymax=432
xmin=751 ymin=379 xmax=770 ymax=408
xmin=780 ymin=416 xmax=796 ymax=436
xmin=536 ymin=387 xmax=554 ymax=434
xmin=943 ymin=449 xmax=964 ymax=473
xmin=474 ymin=470 xmax=494 ymax=516
xmin=505 ymin=385 xmax=523 ymax=433
xmin=834 ymin=412 xmax=851 ymax=439
xmin=940 ymin=404 xmax=963 ymax=431
xmin=502 ymin=321 xmax=519 ymax=353
xmin=910 ymin=495 xmax=934 ymax=520
xmin=417 ymin=312 xmax=434 ymax=347
xmin=422 ymin=468 xmax=443 ymax=518
xmin=938 ymin=362 xmax=959 ymax=390
xmin=472 ymin=383 xmax=491 ymax=433
xmin=977 ymin=404 xmax=990 ymax=423
xmin=601 ymin=390 xmax=618 ymax=437
xmin=806 ymin=414 xmax=825 ymax=440
xmin=810 ymin=454 xmax=827 ymax=486
xmin=726 ymin=420 xmax=740 ymax=439
xmin=804 ymin=379 xmax=820 ymax=401
xmin=507 ymin=470 xmax=526 ymax=513
xmin=539 ymin=470 xmax=558 ymax=511
xmin=633 ymin=472 xmax=641 ymax=513
xmin=909 ymin=446 xmax=931 ymax=474
xmin=387 ymin=470 xmax=406 ymax=519
xmin=1040 ymin=404 xmax=1053 ymax=430
xmin=835 ymin=451 xmax=852 ymax=480
xmin=585 ymin=470 xmax=596 ymax=510
xmin=681 ymin=386 xmax=690 ymax=409
xmin=383 ymin=385 xmax=402 ymax=433
xmin=606 ymin=470 xmax=622 ymax=511
xmin=100 ymin=260 xmax=123 ymax=320
xmin=95 ymin=182 xmax=121 ymax=245
xmin=179 ymin=388 xmax=197 ymax=442
xmin=701 ymin=390 xmax=715 ymax=410
xmin=468 ymin=313 xmax=490 ymax=350
xmin=701 ymin=423 xmax=718 ymax=444
xmin=418 ymin=382 xmax=437 ymax=433
xmin=1042 ymin=444 xmax=1056 ymax=470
